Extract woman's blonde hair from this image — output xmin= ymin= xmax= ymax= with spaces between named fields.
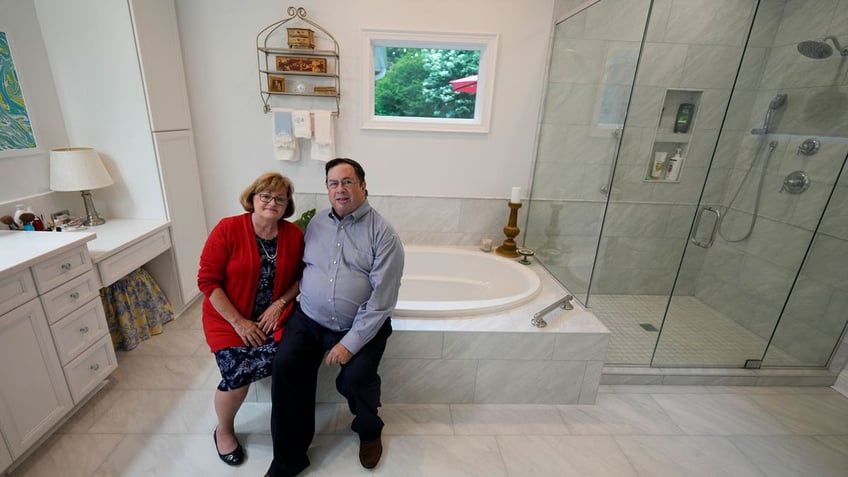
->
xmin=239 ymin=172 xmax=296 ymax=219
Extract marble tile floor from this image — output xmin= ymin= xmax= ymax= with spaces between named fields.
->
xmin=8 ymin=301 xmax=848 ymax=477
xmin=590 ymin=295 xmax=799 ymax=366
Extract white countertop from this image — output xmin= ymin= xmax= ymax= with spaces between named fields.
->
xmin=0 ymin=230 xmax=96 ymax=276
xmin=61 ymin=218 xmax=170 ymax=262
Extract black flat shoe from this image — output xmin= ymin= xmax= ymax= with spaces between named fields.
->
xmin=213 ymin=427 xmax=245 ymax=466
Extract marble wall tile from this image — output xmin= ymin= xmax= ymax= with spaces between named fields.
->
xmin=474 ymin=360 xmax=585 ymax=404
xmin=748 ymin=0 xmax=785 ymax=47
xmin=634 ymin=43 xmax=688 ymax=87
xmin=578 ymin=360 xmax=605 ymax=403
xmin=443 ymin=332 xmax=556 ymax=360
xmin=379 ymin=358 xmax=478 ymax=403
xmin=680 ymin=45 xmax=746 ymax=89
xmin=773 ymin=0 xmax=840 ymax=46
xmin=584 ymin=0 xmax=650 ymax=41
xmin=387 ymin=196 xmax=462 ymax=233
xmin=553 ymin=333 xmax=609 ymax=361
xmin=541 ymin=82 xmax=598 ymax=125
xmin=549 ymin=39 xmax=607 ymax=84
xmin=665 ymin=0 xmax=756 ymax=46
xmin=384 ymin=331 xmax=444 ymax=359
xmin=644 ymin=0 xmax=672 ymax=43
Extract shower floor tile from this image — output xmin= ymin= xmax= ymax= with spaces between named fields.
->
xmin=589 ymin=295 xmax=799 ymax=367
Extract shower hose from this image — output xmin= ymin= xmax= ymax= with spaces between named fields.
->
xmin=717 ymin=139 xmax=779 ymax=243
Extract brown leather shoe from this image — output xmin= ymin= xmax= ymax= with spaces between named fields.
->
xmin=359 ymin=437 xmax=382 ymax=469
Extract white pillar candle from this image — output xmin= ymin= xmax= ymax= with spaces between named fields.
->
xmin=510 ymin=186 xmax=521 ymax=204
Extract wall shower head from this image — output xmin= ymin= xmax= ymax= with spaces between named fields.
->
xmin=797 ymin=36 xmax=848 ymax=59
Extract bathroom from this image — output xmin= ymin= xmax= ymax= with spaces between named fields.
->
xmin=2 ymin=0 xmax=848 ymax=475
xmin=2 ymin=0 xmax=847 ymax=385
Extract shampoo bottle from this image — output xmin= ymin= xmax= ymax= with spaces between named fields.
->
xmin=650 ymin=152 xmax=668 ymax=179
xmin=666 ymin=148 xmax=683 ymax=181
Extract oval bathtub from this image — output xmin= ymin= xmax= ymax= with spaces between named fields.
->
xmin=395 ymin=246 xmax=541 ymax=317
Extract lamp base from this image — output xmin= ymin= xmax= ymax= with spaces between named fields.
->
xmin=80 ymin=190 xmax=107 ymax=226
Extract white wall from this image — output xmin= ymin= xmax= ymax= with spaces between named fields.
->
xmin=0 ymin=0 xmax=68 ymax=203
xmin=175 ymin=0 xmax=555 ymax=224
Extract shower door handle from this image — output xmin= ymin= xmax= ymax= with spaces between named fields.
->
xmin=690 ymin=206 xmax=721 ymax=248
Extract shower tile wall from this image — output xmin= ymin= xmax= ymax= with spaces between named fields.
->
xmin=527 ymin=0 xmax=758 ymax=299
xmin=692 ymin=0 xmax=848 ymax=365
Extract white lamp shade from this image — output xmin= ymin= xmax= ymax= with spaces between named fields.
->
xmin=50 ymin=147 xmax=114 ymax=191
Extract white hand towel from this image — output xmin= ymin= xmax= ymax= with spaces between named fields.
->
xmin=311 ymin=110 xmax=334 ymax=162
xmin=292 ymin=110 xmax=312 ymax=138
xmin=272 ymin=110 xmax=299 ymax=161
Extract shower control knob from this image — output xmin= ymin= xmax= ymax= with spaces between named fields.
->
xmin=781 ymin=170 xmax=810 ymax=194
xmin=797 ymin=138 xmax=820 ymax=156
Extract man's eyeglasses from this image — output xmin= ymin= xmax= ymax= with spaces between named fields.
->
xmin=326 ymin=179 xmax=360 ymax=189
xmin=257 ymin=193 xmax=288 ymax=205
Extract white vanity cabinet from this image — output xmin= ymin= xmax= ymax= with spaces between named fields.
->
xmin=0 ymin=232 xmax=116 ymax=463
xmin=33 ymin=0 xmax=208 ymax=315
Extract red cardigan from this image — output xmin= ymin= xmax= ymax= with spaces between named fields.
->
xmin=198 ymin=213 xmax=304 ymax=352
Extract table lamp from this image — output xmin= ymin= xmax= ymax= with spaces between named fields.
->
xmin=49 ymin=147 xmax=114 ymax=226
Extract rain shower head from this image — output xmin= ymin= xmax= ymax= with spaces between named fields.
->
xmin=797 ymin=36 xmax=848 ymax=59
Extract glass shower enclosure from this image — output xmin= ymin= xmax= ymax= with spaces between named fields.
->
xmin=525 ymin=0 xmax=848 ymax=368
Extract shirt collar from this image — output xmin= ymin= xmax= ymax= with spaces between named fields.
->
xmin=328 ymin=200 xmax=371 ymax=223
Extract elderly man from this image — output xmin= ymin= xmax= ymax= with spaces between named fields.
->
xmin=266 ymin=157 xmax=404 ymax=477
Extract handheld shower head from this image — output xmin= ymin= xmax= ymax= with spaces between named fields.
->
xmin=797 ymin=36 xmax=848 ymax=59
xmin=751 ymin=93 xmax=787 ymax=135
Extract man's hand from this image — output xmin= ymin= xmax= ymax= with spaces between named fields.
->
xmin=325 ymin=343 xmax=353 ymax=365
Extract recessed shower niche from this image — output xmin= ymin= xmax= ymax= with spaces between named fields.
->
xmin=645 ymin=89 xmax=703 ymax=182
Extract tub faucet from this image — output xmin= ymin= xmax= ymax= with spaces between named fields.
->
xmin=531 ymin=295 xmax=573 ymax=328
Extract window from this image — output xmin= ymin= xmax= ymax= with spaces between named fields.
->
xmin=361 ymin=29 xmax=498 ymax=133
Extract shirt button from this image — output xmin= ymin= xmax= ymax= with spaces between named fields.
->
xmin=337 ymin=243 xmax=341 ymax=247
xmin=329 ymin=278 xmax=333 ymax=283
xmin=333 ymin=260 xmax=337 ymax=264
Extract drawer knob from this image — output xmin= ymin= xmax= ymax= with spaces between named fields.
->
xmin=80 ymin=326 xmax=90 ymax=334
xmin=90 ymin=363 xmax=100 ymax=372
xmin=61 ymin=263 xmax=72 ymax=271
xmin=70 ymin=291 xmax=80 ymax=300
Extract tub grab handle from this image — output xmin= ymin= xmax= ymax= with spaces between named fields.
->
xmin=531 ymin=295 xmax=573 ymax=328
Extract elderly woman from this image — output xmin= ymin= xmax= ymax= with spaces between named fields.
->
xmin=198 ymin=172 xmax=304 ymax=466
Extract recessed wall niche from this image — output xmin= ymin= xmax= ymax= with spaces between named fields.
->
xmin=645 ymin=89 xmax=703 ymax=182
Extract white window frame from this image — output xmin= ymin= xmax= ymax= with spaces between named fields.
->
xmin=361 ymin=29 xmax=498 ymax=133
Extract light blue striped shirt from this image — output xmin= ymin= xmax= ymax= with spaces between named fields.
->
xmin=299 ymin=201 xmax=404 ymax=354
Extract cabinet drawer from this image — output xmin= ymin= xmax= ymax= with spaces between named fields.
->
xmin=40 ymin=271 xmax=102 ymax=324
xmin=97 ymin=229 xmax=171 ymax=287
xmin=63 ymin=334 xmax=117 ymax=404
xmin=0 ymin=268 xmax=37 ymax=316
xmin=31 ymin=245 xmax=92 ymax=294
xmin=50 ymin=297 xmax=109 ymax=365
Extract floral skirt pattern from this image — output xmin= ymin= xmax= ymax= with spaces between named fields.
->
xmin=214 ymin=338 xmax=278 ymax=391
xmin=101 ymin=267 xmax=174 ymax=351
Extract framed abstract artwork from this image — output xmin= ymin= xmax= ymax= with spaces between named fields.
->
xmin=0 ymin=32 xmax=37 ymax=156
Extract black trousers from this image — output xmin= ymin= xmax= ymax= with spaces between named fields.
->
xmin=267 ymin=304 xmax=392 ymax=477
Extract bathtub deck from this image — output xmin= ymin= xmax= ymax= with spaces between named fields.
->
xmin=253 ymin=258 xmax=610 ymax=405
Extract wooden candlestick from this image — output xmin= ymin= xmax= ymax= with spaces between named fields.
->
xmin=496 ymin=202 xmax=522 ymax=258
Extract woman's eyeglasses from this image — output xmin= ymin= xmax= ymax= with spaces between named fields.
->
xmin=257 ymin=193 xmax=287 ymax=205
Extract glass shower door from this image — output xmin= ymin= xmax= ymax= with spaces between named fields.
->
xmin=651 ymin=0 xmax=848 ymax=367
